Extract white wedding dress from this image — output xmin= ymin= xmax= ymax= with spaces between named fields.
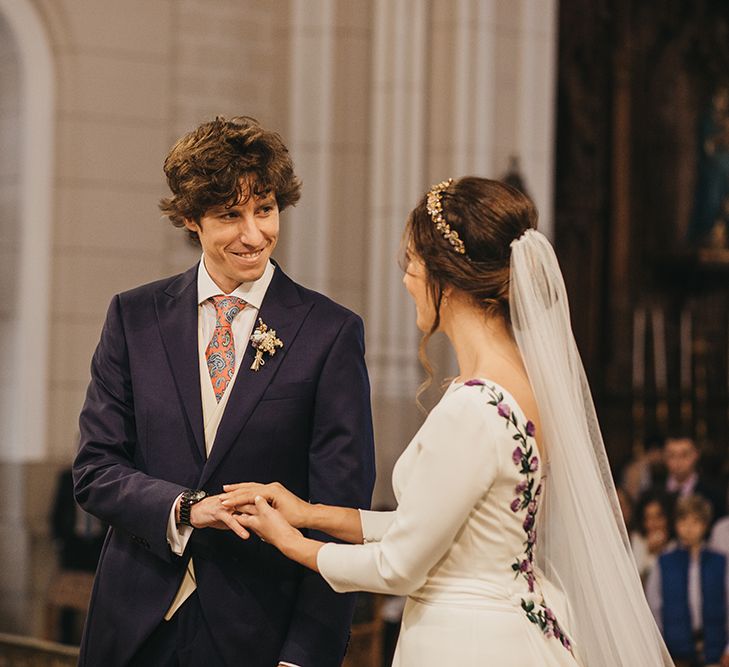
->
xmin=317 ymin=379 xmax=579 ymax=666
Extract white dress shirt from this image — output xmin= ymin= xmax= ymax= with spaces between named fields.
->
xmin=164 ymin=257 xmax=275 ymax=618
xmin=710 ymin=517 xmax=729 ymax=557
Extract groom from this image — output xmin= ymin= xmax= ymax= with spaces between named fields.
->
xmin=73 ymin=116 xmax=375 ymax=666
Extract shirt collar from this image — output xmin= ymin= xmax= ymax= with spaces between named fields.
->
xmin=666 ymin=472 xmax=698 ymax=495
xmin=196 ymin=255 xmax=275 ymax=310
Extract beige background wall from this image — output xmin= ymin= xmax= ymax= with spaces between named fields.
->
xmin=0 ymin=0 xmax=558 ymax=636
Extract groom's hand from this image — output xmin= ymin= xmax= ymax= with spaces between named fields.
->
xmin=178 ymin=495 xmax=250 ymax=540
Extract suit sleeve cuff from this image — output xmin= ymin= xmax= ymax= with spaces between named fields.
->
xmin=166 ymin=493 xmax=193 ymax=555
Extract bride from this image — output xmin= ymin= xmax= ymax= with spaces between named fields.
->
xmin=221 ymin=177 xmax=672 ymax=666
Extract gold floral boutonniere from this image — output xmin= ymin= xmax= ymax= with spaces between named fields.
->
xmin=249 ymin=318 xmax=284 ymax=371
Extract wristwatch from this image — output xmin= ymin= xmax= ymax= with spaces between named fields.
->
xmin=179 ymin=489 xmax=207 ymax=527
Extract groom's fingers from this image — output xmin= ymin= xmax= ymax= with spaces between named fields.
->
xmin=218 ymin=511 xmax=250 ymax=540
xmin=236 ymin=514 xmax=260 ymax=535
xmin=236 ymin=503 xmax=257 ymax=514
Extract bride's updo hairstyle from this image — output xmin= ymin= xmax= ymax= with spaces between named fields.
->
xmin=403 ymin=176 xmax=537 ymax=392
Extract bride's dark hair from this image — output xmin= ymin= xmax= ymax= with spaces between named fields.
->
xmin=402 ymin=176 xmax=538 ymax=399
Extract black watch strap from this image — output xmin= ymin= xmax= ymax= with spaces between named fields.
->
xmin=179 ymin=489 xmax=207 ymax=527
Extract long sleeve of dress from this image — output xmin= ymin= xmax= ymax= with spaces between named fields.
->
xmin=359 ymin=510 xmax=396 ymax=543
xmin=317 ymin=388 xmax=500 ymax=596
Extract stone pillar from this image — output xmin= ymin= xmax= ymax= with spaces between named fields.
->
xmin=284 ymin=0 xmax=335 ymax=293
xmin=0 ymin=10 xmax=21 ymax=466
xmin=516 ymin=0 xmax=558 ymax=237
xmin=366 ymin=0 xmax=429 ymax=504
xmin=0 ymin=0 xmax=56 ymax=636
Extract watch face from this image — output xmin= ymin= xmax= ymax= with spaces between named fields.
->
xmin=185 ymin=490 xmax=207 ymax=503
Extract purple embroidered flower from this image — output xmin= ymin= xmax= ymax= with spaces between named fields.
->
xmin=497 ymin=402 xmax=511 ymax=418
xmin=483 ymin=382 xmax=570 ymax=657
xmin=464 ymin=379 xmax=485 ymax=386
xmin=512 ymin=447 xmax=523 ymax=465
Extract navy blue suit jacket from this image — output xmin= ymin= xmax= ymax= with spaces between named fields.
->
xmin=73 ymin=262 xmax=376 ymax=666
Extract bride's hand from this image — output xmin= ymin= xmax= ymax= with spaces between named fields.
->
xmin=236 ymin=495 xmax=302 ymax=549
xmin=220 ymin=482 xmax=310 ymax=528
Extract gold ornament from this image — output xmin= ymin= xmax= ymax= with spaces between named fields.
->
xmin=426 ymin=178 xmax=466 ymax=255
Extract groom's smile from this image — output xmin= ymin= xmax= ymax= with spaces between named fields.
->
xmin=184 ymin=183 xmax=280 ymax=293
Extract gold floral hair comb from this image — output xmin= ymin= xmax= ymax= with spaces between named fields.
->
xmin=425 ymin=178 xmax=466 ymax=255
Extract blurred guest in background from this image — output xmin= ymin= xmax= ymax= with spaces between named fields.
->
xmin=621 ymin=434 xmax=667 ymax=501
xmin=646 ymin=495 xmax=729 ymax=667
xmin=52 ymin=468 xmax=106 ymax=571
xmin=710 ymin=512 xmax=729 ymax=559
xmin=631 ymin=490 xmax=675 ymax=584
xmin=617 ymin=487 xmax=634 ymax=532
xmin=50 ymin=466 xmax=106 ymax=643
xmin=664 ymin=437 xmax=725 ymax=525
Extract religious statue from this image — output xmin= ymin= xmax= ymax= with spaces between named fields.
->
xmin=501 ymin=155 xmax=531 ymax=199
xmin=689 ymin=85 xmax=729 ymax=248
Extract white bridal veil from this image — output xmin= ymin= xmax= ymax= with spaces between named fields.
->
xmin=509 ymin=230 xmax=673 ymax=666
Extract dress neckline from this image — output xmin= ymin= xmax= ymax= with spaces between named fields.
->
xmin=449 ymin=376 xmax=529 ymax=419
xmin=449 ymin=377 xmax=547 ymax=466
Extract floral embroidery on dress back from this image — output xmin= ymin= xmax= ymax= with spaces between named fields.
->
xmin=463 ymin=379 xmax=574 ymax=655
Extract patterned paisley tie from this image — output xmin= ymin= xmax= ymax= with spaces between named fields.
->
xmin=205 ymin=295 xmax=246 ymax=402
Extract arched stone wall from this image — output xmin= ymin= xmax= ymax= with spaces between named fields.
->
xmin=0 ymin=0 xmax=54 ymax=463
xmin=0 ymin=0 xmax=55 ymax=633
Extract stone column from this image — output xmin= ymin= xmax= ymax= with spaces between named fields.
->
xmin=448 ymin=0 xmax=497 ymax=177
xmin=366 ymin=0 xmax=429 ymax=504
xmin=284 ymin=0 xmax=336 ymax=293
xmin=516 ymin=0 xmax=558 ymax=237
xmin=0 ymin=0 xmax=55 ymax=635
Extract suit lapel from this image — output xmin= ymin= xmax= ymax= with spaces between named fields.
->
xmin=199 ymin=267 xmax=312 ymax=487
xmin=155 ymin=265 xmax=206 ymax=460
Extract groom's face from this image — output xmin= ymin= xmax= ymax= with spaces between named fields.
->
xmin=185 ymin=184 xmax=279 ymax=293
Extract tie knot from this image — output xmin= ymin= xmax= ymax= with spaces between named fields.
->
xmin=210 ymin=295 xmax=246 ymax=326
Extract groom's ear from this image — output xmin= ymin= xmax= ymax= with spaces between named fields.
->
xmin=183 ymin=217 xmax=201 ymax=234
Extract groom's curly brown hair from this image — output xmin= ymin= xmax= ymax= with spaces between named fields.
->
xmin=160 ymin=116 xmax=302 ymax=244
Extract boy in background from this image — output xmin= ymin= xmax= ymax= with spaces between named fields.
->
xmin=647 ymin=495 xmax=729 ymax=667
